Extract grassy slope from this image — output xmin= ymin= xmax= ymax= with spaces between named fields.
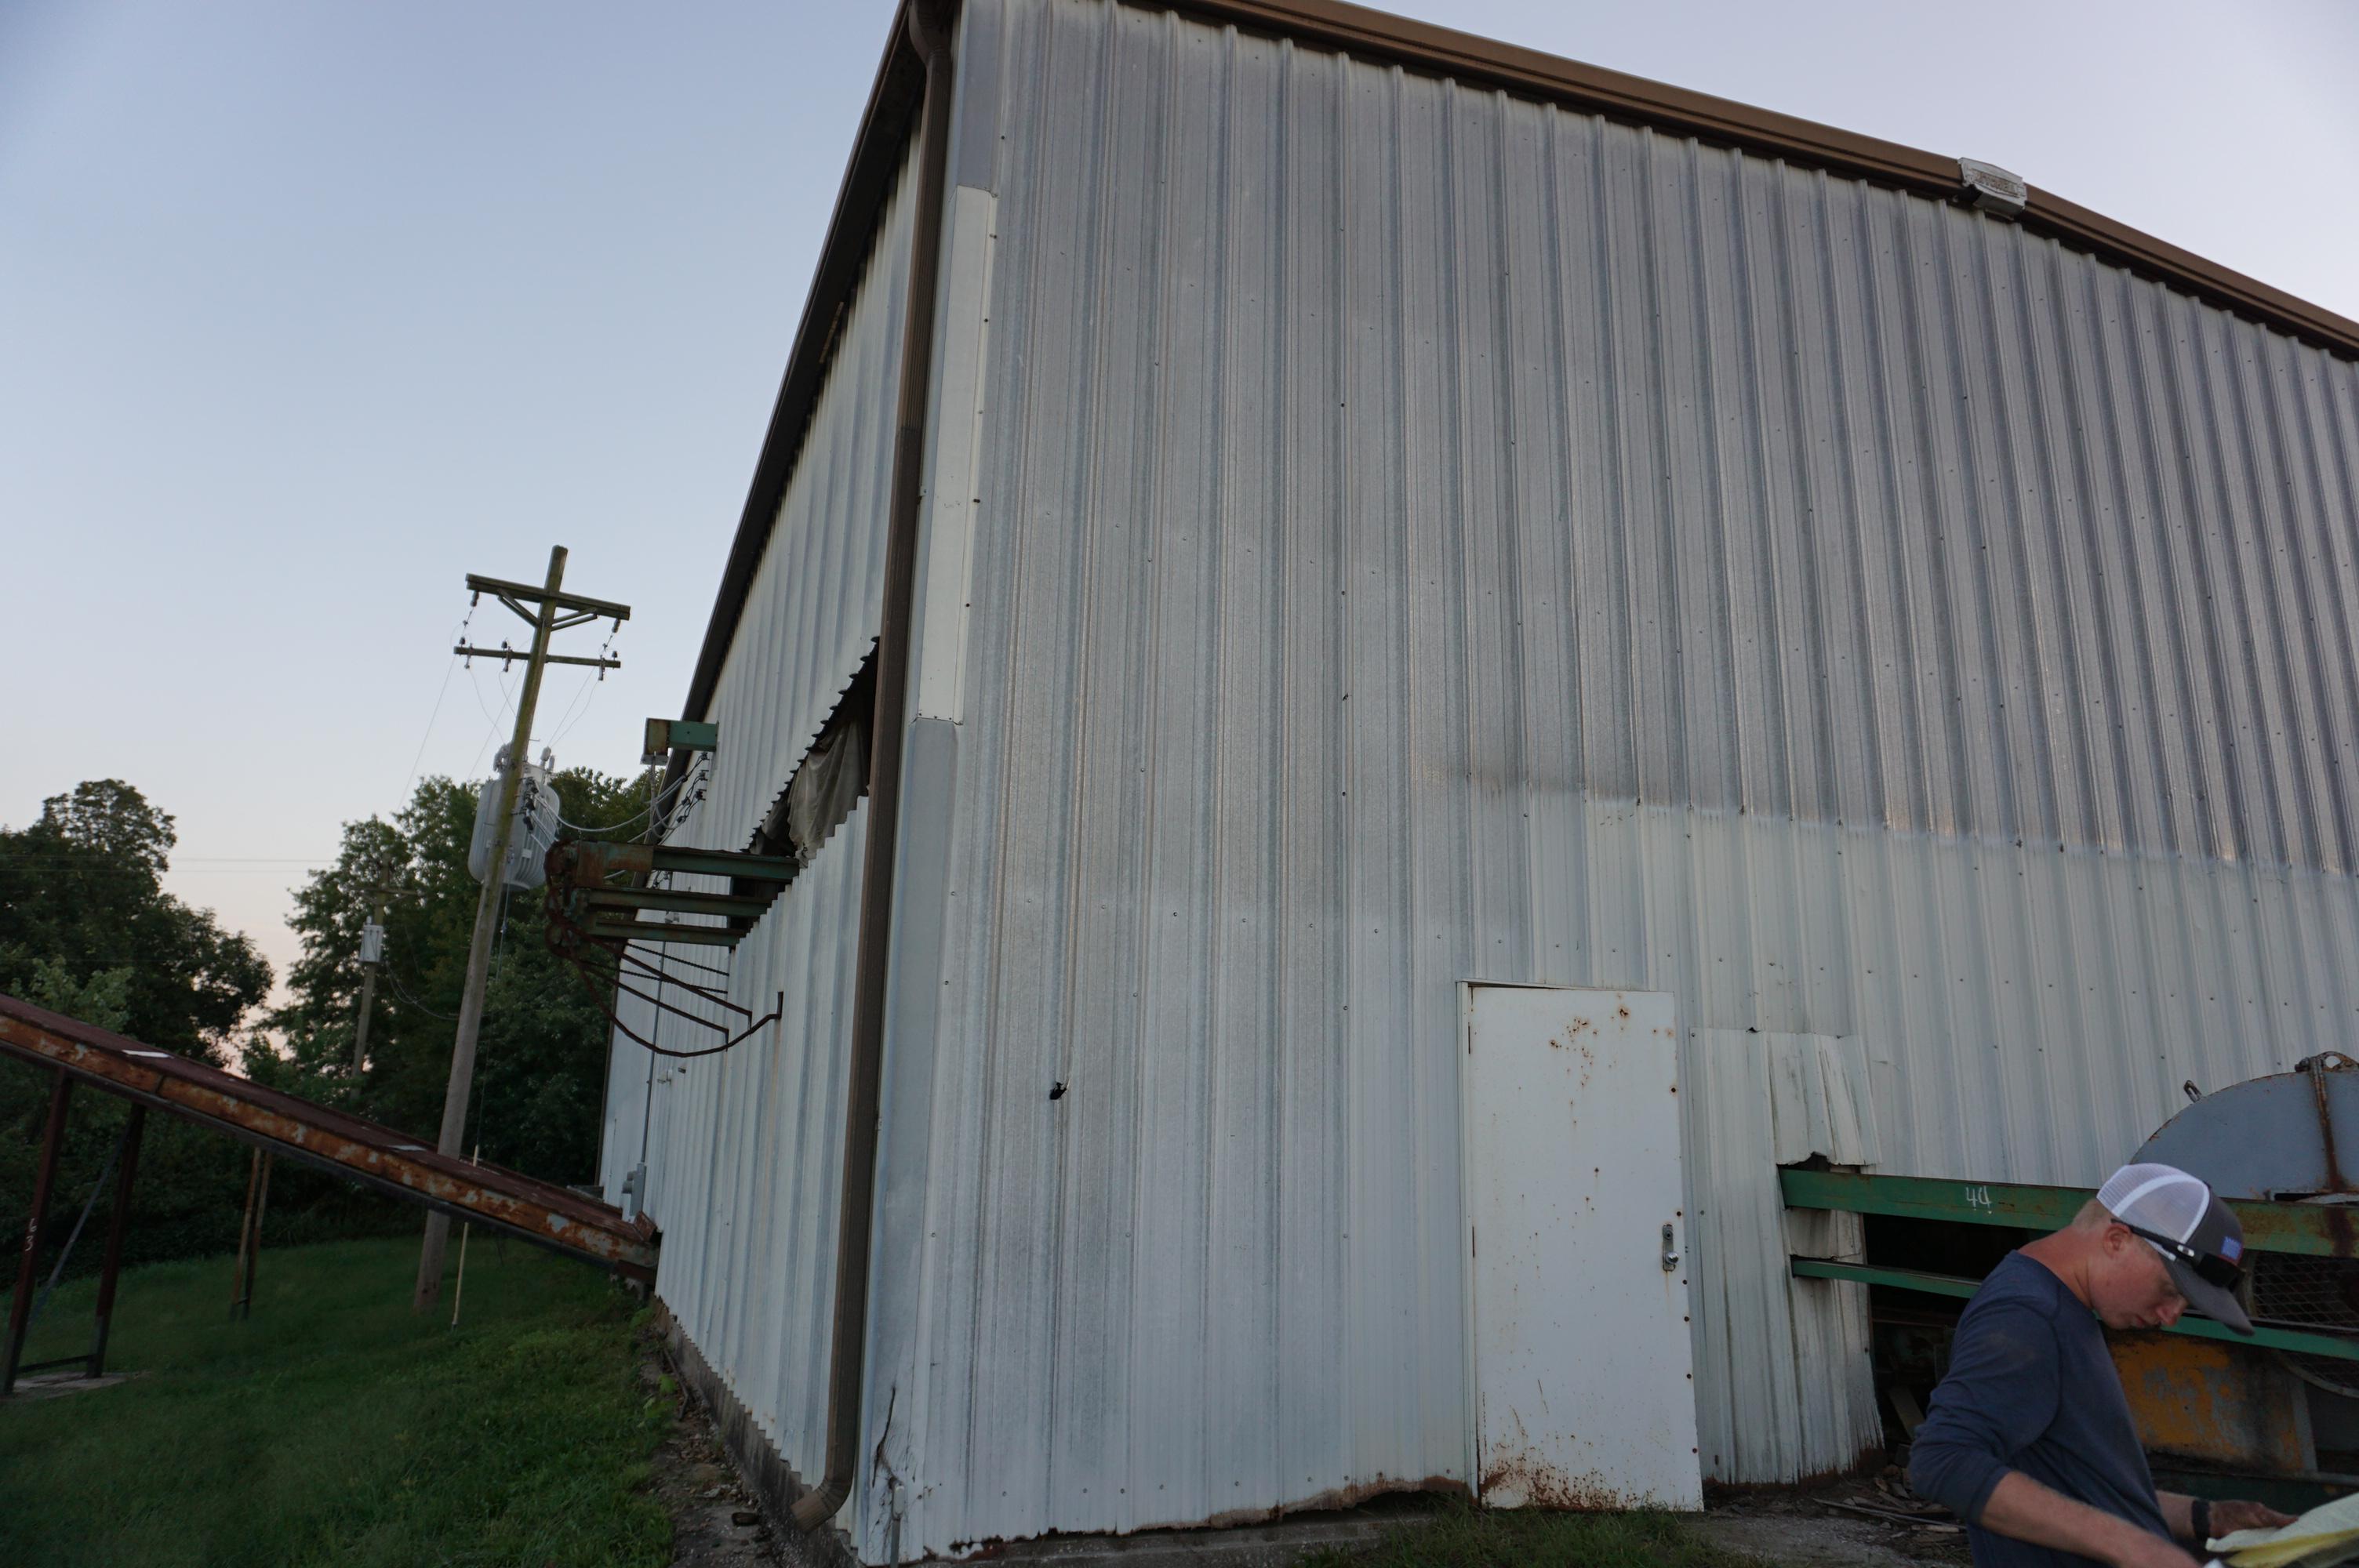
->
xmin=0 ymin=1235 xmax=671 ymax=1568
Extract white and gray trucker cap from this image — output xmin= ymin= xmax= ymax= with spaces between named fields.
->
xmin=2096 ymin=1163 xmax=2252 ymax=1334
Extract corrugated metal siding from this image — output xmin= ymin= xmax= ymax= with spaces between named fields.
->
xmin=859 ymin=0 xmax=2359 ymax=1554
xmin=702 ymin=138 xmax=919 ymax=854
xmin=609 ymin=800 xmax=868 ymax=1483
xmin=596 ymin=973 xmax=660 ymax=1192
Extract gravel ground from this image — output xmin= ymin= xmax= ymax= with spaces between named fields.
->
xmin=640 ymin=1345 xmax=788 ymax=1568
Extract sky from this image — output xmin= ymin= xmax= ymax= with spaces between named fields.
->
xmin=5 ymin=0 xmax=2355 ymax=1001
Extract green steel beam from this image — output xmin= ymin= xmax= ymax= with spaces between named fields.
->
xmin=1786 ymin=1257 xmax=1976 ymax=1301
xmin=585 ymin=887 xmax=773 ymax=920
xmin=645 ymin=845 xmax=797 ymax=884
xmin=1780 ymin=1168 xmax=2358 ymax=1259
xmin=1780 ymin=1168 xmax=2084 ymax=1229
xmin=587 ymin=920 xmax=745 ymax=949
xmin=1788 ymin=1258 xmax=2359 ymax=1362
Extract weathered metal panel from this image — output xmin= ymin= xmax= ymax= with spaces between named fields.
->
xmin=853 ymin=0 xmax=2359 ymax=1556
xmin=1693 ymin=1028 xmax=1883 ymax=1482
xmin=2111 ymin=1332 xmax=2316 ymax=1472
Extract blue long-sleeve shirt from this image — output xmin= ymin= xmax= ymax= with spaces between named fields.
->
xmin=1909 ymin=1251 xmax=2172 ymax=1568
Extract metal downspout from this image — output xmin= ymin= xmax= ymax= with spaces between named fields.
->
xmin=794 ymin=0 xmax=956 ymax=1531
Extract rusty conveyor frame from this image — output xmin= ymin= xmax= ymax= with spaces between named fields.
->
xmin=0 ymin=993 xmax=658 ymax=1284
xmin=541 ymin=837 xmax=793 ymax=1058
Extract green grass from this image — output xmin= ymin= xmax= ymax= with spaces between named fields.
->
xmin=0 ymin=1234 xmax=672 ymax=1568
xmin=1299 ymin=1503 xmax=1765 ymax=1568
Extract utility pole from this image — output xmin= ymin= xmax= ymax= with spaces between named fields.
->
xmin=413 ymin=545 xmax=628 ymax=1311
xmin=350 ymin=907 xmax=383 ymax=1073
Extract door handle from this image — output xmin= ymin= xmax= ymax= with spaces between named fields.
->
xmin=1661 ymin=1221 xmax=1679 ymax=1272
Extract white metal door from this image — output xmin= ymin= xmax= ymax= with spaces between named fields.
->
xmin=1461 ymin=985 xmax=1701 ymax=1510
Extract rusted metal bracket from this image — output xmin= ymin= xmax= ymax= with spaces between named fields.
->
xmin=541 ymin=839 xmax=788 ymax=1060
xmin=2303 ymin=1053 xmax=2357 ymax=1196
xmin=543 ymin=838 xmax=798 ymax=953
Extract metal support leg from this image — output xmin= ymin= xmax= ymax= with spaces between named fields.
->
xmin=231 ymin=1149 xmax=261 ymax=1319
xmin=4 ymin=1069 xmax=73 ymax=1396
xmin=89 ymin=1105 xmax=144 ymax=1377
xmin=233 ymin=1152 xmax=272 ymax=1321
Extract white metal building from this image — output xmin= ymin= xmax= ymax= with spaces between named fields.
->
xmin=598 ymin=1 xmax=2359 ymax=1559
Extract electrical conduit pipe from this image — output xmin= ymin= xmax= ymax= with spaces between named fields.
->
xmin=792 ymin=0 xmax=957 ymax=1533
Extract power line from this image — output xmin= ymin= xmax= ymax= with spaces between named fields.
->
xmin=547 ymin=619 xmax=623 ymax=747
xmin=467 ymin=660 xmax=520 ymax=779
xmin=397 ymin=614 xmax=471 ymax=809
xmin=380 ymin=947 xmax=460 ymax=1022
xmin=551 ymin=760 xmax=704 ymax=836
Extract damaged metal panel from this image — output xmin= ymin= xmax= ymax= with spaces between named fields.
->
xmin=1692 ymin=1028 xmax=1883 ymax=1482
xmin=615 ymin=801 xmax=868 ymax=1486
xmin=857 ymin=0 xmax=2359 ymax=1555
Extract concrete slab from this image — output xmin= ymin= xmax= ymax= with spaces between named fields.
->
xmin=6 ymin=1370 xmax=140 ymax=1401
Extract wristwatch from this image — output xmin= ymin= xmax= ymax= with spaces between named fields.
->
xmin=2190 ymin=1498 xmax=2213 ymax=1544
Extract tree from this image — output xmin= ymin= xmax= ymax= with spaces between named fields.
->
xmin=260 ymin=766 xmax=652 ymax=1186
xmin=0 ymin=780 xmax=271 ymax=1058
xmin=0 ymin=782 xmax=278 ymax=1279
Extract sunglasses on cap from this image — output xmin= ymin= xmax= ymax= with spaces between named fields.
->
xmin=2120 ymin=1221 xmax=2245 ymax=1292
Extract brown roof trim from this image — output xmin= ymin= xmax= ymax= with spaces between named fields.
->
xmin=678 ymin=0 xmax=2357 ymax=734
xmin=1179 ymin=0 xmax=2359 ymax=360
xmin=2024 ymin=183 xmax=2359 ymax=356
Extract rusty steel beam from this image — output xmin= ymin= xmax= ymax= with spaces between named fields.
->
xmin=0 ymin=994 xmax=656 ymax=1283
xmin=550 ymin=839 xmax=797 ymax=886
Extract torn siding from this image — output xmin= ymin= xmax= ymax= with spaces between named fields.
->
xmin=609 ymin=800 xmax=868 ymax=1491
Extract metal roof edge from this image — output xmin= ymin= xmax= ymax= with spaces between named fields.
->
xmin=676 ymin=0 xmax=2359 ymax=739
xmin=678 ymin=3 xmax=925 ymax=737
xmin=1176 ymin=0 xmax=2359 ymax=359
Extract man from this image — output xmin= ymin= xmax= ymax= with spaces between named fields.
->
xmin=1910 ymin=1163 xmax=2295 ymax=1568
